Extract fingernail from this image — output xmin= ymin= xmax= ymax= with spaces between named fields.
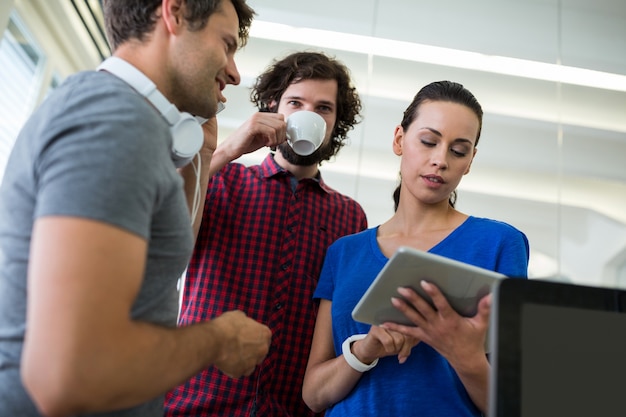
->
xmin=396 ymin=286 xmax=408 ymax=295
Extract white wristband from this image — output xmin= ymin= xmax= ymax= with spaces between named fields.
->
xmin=342 ymin=334 xmax=379 ymax=372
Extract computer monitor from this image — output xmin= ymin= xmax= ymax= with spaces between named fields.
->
xmin=488 ymin=278 xmax=626 ymax=417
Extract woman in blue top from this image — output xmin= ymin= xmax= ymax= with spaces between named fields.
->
xmin=302 ymin=81 xmax=529 ymax=417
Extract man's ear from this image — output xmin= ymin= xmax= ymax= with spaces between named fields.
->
xmin=392 ymin=125 xmax=404 ymax=156
xmin=161 ymin=0 xmax=185 ymax=34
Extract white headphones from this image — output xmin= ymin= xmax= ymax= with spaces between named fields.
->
xmin=97 ymin=56 xmax=203 ymax=168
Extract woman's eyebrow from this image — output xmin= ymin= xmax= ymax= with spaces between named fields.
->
xmin=418 ymin=127 xmax=474 ymax=144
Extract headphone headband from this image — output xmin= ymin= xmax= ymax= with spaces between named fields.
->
xmin=97 ymin=57 xmax=202 ymax=167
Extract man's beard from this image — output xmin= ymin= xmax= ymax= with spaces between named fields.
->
xmin=277 ymin=140 xmax=335 ymax=166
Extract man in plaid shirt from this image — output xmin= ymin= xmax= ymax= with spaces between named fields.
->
xmin=165 ymin=51 xmax=368 ymax=417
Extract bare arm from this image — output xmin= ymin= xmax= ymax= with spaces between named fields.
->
xmin=302 ymin=301 xmax=363 ymax=412
xmin=302 ymin=300 xmax=417 ymax=412
xmin=22 ymin=217 xmax=271 ymax=417
xmin=383 ymin=283 xmax=491 ymax=413
xmin=207 ymin=111 xmax=286 ymax=177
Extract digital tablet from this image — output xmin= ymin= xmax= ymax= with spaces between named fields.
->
xmin=352 ymin=246 xmax=506 ymax=326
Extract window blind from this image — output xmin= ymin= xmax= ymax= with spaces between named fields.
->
xmin=0 ymin=12 xmax=45 ymax=184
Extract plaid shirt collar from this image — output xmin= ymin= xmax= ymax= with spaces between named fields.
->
xmin=259 ymin=154 xmax=333 ymax=195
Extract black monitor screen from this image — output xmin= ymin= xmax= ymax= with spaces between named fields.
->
xmin=489 ymin=278 xmax=626 ymax=417
xmin=522 ymin=303 xmax=626 ymax=417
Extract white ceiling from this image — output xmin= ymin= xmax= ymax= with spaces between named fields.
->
xmin=31 ymin=0 xmax=626 ymax=285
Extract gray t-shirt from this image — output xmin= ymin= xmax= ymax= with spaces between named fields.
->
xmin=0 ymin=69 xmax=194 ymax=416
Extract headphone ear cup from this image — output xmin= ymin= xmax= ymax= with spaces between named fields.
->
xmin=170 ymin=112 xmax=203 ymax=168
xmin=97 ymin=57 xmax=204 ymax=168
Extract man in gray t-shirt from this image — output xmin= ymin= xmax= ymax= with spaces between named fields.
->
xmin=0 ymin=1 xmax=277 ymax=416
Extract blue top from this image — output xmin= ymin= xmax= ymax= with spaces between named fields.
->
xmin=314 ymin=216 xmax=529 ymax=417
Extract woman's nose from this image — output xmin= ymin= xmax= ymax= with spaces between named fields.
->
xmin=431 ymin=149 xmax=448 ymax=169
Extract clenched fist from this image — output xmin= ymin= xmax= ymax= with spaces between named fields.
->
xmin=210 ymin=310 xmax=272 ymax=378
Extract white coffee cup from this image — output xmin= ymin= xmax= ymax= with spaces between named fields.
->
xmin=286 ymin=111 xmax=327 ymax=156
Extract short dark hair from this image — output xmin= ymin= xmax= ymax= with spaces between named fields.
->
xmin=250 ymin=51 xmax=362 ymax=161
xmin=103 ymin=0 xmax=255 ymax=51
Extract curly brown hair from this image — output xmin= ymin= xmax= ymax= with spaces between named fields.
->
xmin=103 ymin=0 xmax=255 ymax=51
xmin=250 ymin=51 xmax=362 ymax=161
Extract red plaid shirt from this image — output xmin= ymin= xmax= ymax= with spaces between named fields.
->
xmin=165 ymin=155 xmax=367 ymax=417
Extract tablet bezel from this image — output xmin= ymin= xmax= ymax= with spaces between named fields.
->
xmin=488 ymin=278 xmax=626 ymax=417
